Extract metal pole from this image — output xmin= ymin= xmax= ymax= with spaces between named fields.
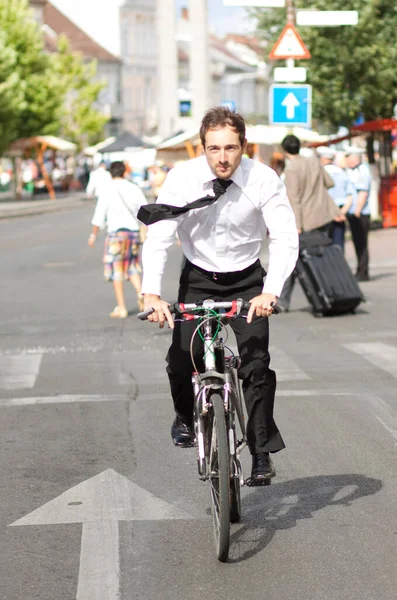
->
xmin=286 ymin=0 xmax=295 ymax=25
xmin=286 ymin=0 xmax=295 ymax=134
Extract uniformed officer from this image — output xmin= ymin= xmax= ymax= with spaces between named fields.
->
xmin=317 ymin=146 xmax=353 ymax=251
xmin=345 ymin=146 xmax=372 ymax=281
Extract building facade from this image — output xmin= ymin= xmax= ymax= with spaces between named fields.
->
xmin=120 ymin=0 xmax=157 ymax=136
xmin=29 ymin=0 xmax=123 ymax=137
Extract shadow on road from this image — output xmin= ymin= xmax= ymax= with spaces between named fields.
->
xmin=228 ymin=473 xmax=382 ymax=563
xmin=365 ymin=272 xmax=396 ymax=281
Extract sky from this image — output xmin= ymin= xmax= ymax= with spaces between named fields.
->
xmin=50 ymin=0 xmax=255 ymax=57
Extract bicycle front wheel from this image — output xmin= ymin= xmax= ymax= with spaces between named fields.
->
xmin=209 ymin=392 xmax=230 ymax=562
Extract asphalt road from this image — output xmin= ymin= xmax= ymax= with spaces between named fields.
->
xmin=1 ymin=205 xmax=397 ymax=600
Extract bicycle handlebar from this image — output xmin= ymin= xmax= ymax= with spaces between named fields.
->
xmin=137 ymin=298 xmax=279 ymax=321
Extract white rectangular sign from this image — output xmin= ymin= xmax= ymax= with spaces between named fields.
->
xmin=296 ymin=10 xmax=358 ymax=26
xmin=224 ymin=1 xmax=285 ymax=7
xmin=274 ymin=67 xmax=307 ymax=83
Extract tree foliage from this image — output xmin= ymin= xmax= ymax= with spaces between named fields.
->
xmin=252 ymin=0 xmax=397 ymax=129
xmin=0 ymin=0 xmax=108 ymax=155
xmin=0 ymin=0 xmax=64 ymax=154
xmin=52 ymin=36 xmax=108 ymax=150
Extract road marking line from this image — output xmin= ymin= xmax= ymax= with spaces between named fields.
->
xmin=364 ymin=394 xmax=397 ymax=444
xmin=77 ymin=521 xmax=119 ymax=600
xmin=0 ymin=354 xmax=42 ymax=390
xmin=375 ymin=416 xmax=397 ymax=443
xmin=344 ymin=342 xmax=397 ymax=378
xmin=227 ymin=344 xmax=311 ymax=381
xmin=10 ymin=469 xmax=193 ymax=600
xmin=0 ymin=394 xmax=127 ymax=407
xmin=270 ymin=347 xmax=311 ymax=381
xmin=276 ymin=390 xmax=354 ymax=396
xmin=0 ymin=344 xmax=104 ymax=356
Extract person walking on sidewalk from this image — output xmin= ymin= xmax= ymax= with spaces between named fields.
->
xmin=88 ymin=161 xmax=147 ymax=318
xmin=278 ymin=135 xmax=344 ymax=312
xmin=317 ymin=146 xmax=353 ymax=251
xmin=138 ymin=106 xmax=298 ymax=482
xmin=345 ymin=146 xmax=372 ymax=281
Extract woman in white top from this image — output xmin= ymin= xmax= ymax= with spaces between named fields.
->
xmin=88 ymin=161 xmax=147 ymax=318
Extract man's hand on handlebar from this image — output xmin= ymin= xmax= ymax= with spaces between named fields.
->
xmin=247 ymin=293 xmax=278 ymax=324
xmin=143 ymin=294 xmax=175 ymax=329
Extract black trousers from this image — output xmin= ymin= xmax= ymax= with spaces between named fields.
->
xmin=347 ymin=214 xmax=370 ymax=277
xmin=166 ymin=259 xmax=285 ymax=455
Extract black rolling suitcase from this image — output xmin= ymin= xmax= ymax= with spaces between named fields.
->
xmin=296 ymin=232 xmax=364 ymax=316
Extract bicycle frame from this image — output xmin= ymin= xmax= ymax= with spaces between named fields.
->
xmin=188 ymin=304 xmax=248 ymax=486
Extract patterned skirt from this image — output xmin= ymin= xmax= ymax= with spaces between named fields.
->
xmin=103 ymin=230 xmax=141 ymax=282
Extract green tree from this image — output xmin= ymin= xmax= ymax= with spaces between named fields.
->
xmin=0 ymin=32 xmax=23 ymax=149
xmin=0 ymin=0 xmax=65 ymax=154
xmin=0 ymin=0 xmax=107 ymax=156
xmin=52 ymin=36 xmax=109 ymax=150
xmin=253 ymin=0 xmax=397 ymax=129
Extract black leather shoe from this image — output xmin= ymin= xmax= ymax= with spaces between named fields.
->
xmin=251 ymin=452 xmax=276 ymax=480
xmin=171 ymin=415 xmax=195 ymax=447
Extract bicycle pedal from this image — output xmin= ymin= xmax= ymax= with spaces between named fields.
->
xmin=244 ymin=477 xmax=271 ymax=487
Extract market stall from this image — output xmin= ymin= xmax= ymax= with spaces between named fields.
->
xmin=6 ymin=135 xmax=76 ymax=200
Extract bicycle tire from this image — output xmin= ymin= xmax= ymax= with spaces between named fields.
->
xmin=229 ymin=420 xmax=241 ymax=524
xmin=209 ymin=392 xmax=230 ymax=562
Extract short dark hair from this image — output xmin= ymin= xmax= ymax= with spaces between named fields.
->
xmin=110 ymin=161 xmax=125 ymax=178
xmin=200 ymin=106 xmax=246 ymax=147
xmin=281 ymin=135 xmax=301 ymax=155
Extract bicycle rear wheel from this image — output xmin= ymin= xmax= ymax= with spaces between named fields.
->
xmin=209 ymin=392 xmax=230 ymax=562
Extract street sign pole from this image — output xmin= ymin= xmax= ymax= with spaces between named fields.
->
xmin=286 ymin=0 xmax=295 ymax=131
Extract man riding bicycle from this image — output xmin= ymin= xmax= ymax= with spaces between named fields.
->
xmin=139 ymin=106 xmax=298 ymax=482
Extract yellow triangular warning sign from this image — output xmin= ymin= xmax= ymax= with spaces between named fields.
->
xmin=269 ymin=24 xmax=311 ymax=60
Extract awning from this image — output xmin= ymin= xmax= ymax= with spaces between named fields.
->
xmin=156 ymin=128 xmax=201 ymax=150
xmin=83 ymin=137 xmax=116 ymax=156
xmin=6 ymin=135 xmax=76 ymax=155
xmin=310 ymin=118 xmax=397 ymax=147
xmin=5 ymin=135 xmax=77 ymax=200
xmin=156 ymin=125 xmax=328 ymax=153
xmin=99 ymin=131 xmax=149 ymax=153
xmin=246 ymin=125 xmax=329 ymax=145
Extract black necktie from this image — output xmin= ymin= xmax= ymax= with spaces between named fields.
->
xmin=137 ymin=178 xmax=233 ymax=225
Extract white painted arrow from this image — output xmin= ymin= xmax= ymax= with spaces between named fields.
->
xmin=281 ymin=92 xmax=300 ymax=119
xmin=9 ymin=469 xmax=192 ymax=599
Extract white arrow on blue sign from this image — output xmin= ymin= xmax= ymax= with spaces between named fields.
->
xmin=269 ymin=84 xmax=312 ymax=127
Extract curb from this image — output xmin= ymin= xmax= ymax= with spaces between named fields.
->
xmin=0 ymin=197 xmax=92 ymax=220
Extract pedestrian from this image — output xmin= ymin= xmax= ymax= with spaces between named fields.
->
xmin=278 ymin=134 xmax=344 ymax=312
xmin=148 ymin=164 xmax=167 ymax=200
xmin=86 ymin=160 xmax=111 ymax=200
xmin=317 ymin=146 xmax=353 ymax=251
xmin=88 ymin=161 xmax=147 ymax=318
xmin=345 ymin=146 xmax=372 ymax=281
xmin=138 ymin=106 xmax=299 ymax=482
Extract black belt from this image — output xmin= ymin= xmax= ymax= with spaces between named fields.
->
xmin=186 ymin=259 xmax=262 ymax=282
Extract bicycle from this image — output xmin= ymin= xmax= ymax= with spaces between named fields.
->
xmin=138 ymin=298 xmax=277 ymax=562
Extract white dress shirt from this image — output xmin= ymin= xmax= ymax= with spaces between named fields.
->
xmin=141 ymin=156 xmax=298 ymax=297
xmin=92 ymin=178 xmax=147 ymax=233
xmin=86 ymin=167 xmax=111 ymax=198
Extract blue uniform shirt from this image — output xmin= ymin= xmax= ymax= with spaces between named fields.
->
xmin=324 ymin=164 xmax=351 ymax=207
xmin=347 ymin=162 xmax=371 ymax=215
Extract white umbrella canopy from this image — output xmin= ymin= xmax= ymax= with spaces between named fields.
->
xmin=6 ymin=135 xmax=76 ymax=156
xmin=83 ymin=137 xmax=116 ymax=156
xmin=246 ymin=125 xmax=329 ymax=145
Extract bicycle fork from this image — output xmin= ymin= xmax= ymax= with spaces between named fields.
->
xmin=192 ymin=375 xmax=245 ymax=486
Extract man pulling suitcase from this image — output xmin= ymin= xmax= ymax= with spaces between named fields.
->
xmin=278 ymin=135 xmax=363 ymax=316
